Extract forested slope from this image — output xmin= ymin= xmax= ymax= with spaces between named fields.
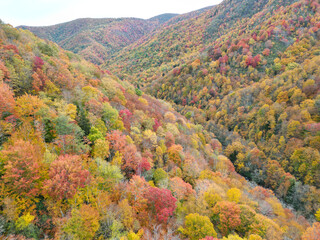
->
xmin=106 ymin=0 xmax=320 ymax=221
xmin=0 ymin=21 xmax=317 ymax=239
xmin=19 ymin=17 xmax=170 ymax=65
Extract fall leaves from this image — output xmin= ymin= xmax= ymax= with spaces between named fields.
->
xmin=0 ymin=15 xmax=319 ymax=240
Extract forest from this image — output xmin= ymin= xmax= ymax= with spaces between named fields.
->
xmin=107 ymin=0 xmax=320 ymax=226
xmin=0 ymin=0 xmax=320 ymax=239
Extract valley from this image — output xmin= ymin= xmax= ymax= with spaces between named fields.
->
xmin=1 ymin=0 xmax=320 ymax=239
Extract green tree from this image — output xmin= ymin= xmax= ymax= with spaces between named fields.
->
xmin=153 ymin=168 xmax=168 ymax=187
xmin=88 ymin=126 xmax=104 ymax=143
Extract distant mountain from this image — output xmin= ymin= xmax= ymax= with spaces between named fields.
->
xmin=19 ymin=15 xmax=176 ymax=64
xmin=149 ymin=13 xmax=179 ymax=24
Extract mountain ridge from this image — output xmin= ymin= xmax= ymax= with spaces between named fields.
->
xmin=18 ymin=16 xmax=173 ymax=64
xmin=1 ymin=20 xmax=315 ymax=239
xmin=104 ymin=0 xmax=320 ymax=220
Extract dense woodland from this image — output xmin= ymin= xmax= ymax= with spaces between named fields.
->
xmin=1 ymin=0 xmax=320 ymax=239
xmin=105 ymin=0 xmax=320 ymax=226
xmin=19 ymin=15 xmax=177 ymax=65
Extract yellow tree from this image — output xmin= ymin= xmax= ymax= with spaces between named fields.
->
xmin=227 ymin=188 xmax=242 ymax=203
xmin=63 ymin=204 xmax=100 ymax=240
xmin=315 ymin=208 xmax=320 ymax=221
xmin=179 ymin=213 xmax=217 ymax=240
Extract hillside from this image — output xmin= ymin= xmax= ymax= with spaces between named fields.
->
xmin=149 ymin=13 xmax=179 ymax=24
xmin=102 ymin=0 xmax=320 ymax=220
xmin=18 ymin=16 xmax=175 ymax=65
xmin=0 ymin=21 xmax=316 ymax=239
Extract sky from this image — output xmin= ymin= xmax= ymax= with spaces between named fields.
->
xmin=1 ymin=0 xmax=223 ymax=27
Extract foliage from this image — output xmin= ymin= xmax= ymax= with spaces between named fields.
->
xmin=301 ymin=222 xmax=320 ymax=240
xmin=179 ymin=213 xmax=217 ymax=240
xmin=42 ymin=155 xmax=90 ymax=200
xmin=227 ymin=188 xmax=241 ymax=203
xmin=63 ymin=204 xmax=100 ymax=240
xmin=2 ymin=140 xmax=44 ymax=198
xmin=145 ymin=187 xmax=177 ymax=223
xmin=20 ymin=18 xmax=169 ymax=64
xmin=212 ymin=201 xmax=241 ymax=236
xmin=99 ymin=0 xmax=320 ymax=221
xmin=316 ymin=208 xmax=320 ymax=222
xmin=0 ymin=16 xmax=315 ymax=239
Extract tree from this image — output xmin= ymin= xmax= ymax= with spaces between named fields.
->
xmin=87 ymin=126 xmax=104 ymax=143
xmin=15 ymin=94 xmax=44 ymax=120
xmin=53 ymin=115 xmax=86 ymax=154
xmin=119 ymin=109 xmax=132 ymax=130
xmin=141 ymin=129 xmax=157 ymax=150
xmin=262 ymin=48 xmax=270 ymax=56
xmin=2 ymin=140 xmax=44 ymax=198
xmin=200 ymin=237 xmax=219 ymax=240
xmin=204 ymin=188 xmax=222 ymax=208
xmin=248 ymin=235 xmax=263 ymax=240
xmin=227 ymin=188 xmax=241 ymax=203
xmin=0 ymin=83 xmax=15 ymax=118
xmin=164 ymin=112 xmax=176 ymax=123
xmin=43 ymin=155 xmax=90 ymax=200
xmin=179 ymin=213 xmax=217 ymax=240
xmin=32 ymin=69 xmax=48 ymax=92
xmin=15 ymin=212 xmax=35 ymax=231
xmin=102 ymin=102 xmax=119 ymax=129
xmin=63 ymin=204 xmax=100 ymax=240
xmin=118 ymin=199 xmax=134 ymax=230
xmin=121 ymin=144 xmax=141 ymax=178
xmin=212 ymin=201 xmax=241 ymax=236
xmin=316 ymin=208 xmax=320 ymax=221
xmin=222 ymin=235 xmax=245 ymax=240
xmin=301 ymin=222 xmax=320 ymax=240
xmin=290 ymin=147 xmax=320 ymax=186
xmin=106 ymin=130 xmax=127 ymax=153
xmin=236 ymin=205 xmax=256 ymax=234
xmin=33 ymin=56 xmax=44 ymax=71
xmin=92 ymin=139 xmax=109 ymax=159
xmin=126 ymin=175 xmax=150 ymax=225
xmin=145 ymin=187 xmax=177 ymax=223
xmin=85 ymin=98 xmax=103 ymax=117
xmin=169 ymin=177 xmax=195 ymax=201
xmin=168 ymin=144 xmax=183 ymax=167
xmin=96 ymin=159 xmax=123 ymax=190
xmin=153 ymin=168 xmax=168 ymax=187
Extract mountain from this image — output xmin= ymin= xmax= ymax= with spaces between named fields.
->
xmin=149 ymin=13 xmax=179 ymax=24
xmin=18 ymin=16 xmax=176 ymax=65
xmin=0 ymin=20 xmax=315 ymax=239
xmin=104 ymin=0 xmax=320 ymax=219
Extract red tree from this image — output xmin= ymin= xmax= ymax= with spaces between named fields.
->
xmin=43 ymin=155 xmax=90 ymax=200
xmin=169 ymin=177 xmax=195 ymax=200
xmin=153 ymin=118 xmax=162 ymax=131
xmin=119 ymin=109 xmax=132 ymax=130
xmin=0 ymin=83 xmax=15 ymax=117
xmin=2 ymin=140 xmax=44 ymax=198
xmin=145 ymin=187 xmax=177 ymax=223
xmin=262 ymin=48 xmax=270 ymax=56
xmin=106 ymin=130 xmax=127 ymax=152
xmin=212 ymin=201 xmax=241 ymax=236
xmin=33 ymin=56 xmax=44 ymax=71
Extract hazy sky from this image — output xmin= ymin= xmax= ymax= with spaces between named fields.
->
xmin=1 ymin=0 xmax=223 ymax=27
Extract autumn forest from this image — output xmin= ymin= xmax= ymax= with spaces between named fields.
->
xmin=0 ymin=0 xmax=320 ymax=239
